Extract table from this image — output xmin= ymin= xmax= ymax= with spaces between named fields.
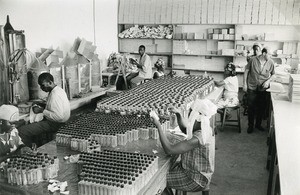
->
xmin=0 ymin=87 xmax=224 ymax=195
xmin=267 ymin=92 xmax=300 ymax=195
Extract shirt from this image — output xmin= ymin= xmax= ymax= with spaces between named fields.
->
xmin=247 ymin=56 xmax=275 ymax=91
xmin=181 ymin=130 xmax=215 ymax=187
xmin=0 ymin=128 xmax=24 ymax=156
xmin=43 ymin=86 xmax=70 ymax=123
xmin=223 ymin=76 xmax=239 ymax=99
xmin=138 ymin=53 xmax=152 ymax=79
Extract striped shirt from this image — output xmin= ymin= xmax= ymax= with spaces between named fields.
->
xmin=181 ymin=130 xmax=215 ymax=187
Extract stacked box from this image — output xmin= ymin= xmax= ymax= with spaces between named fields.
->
xmin=77 ymin=150 xmax=158 ymax=195
xmin=289 ymin=74 xmax=300 ymax=103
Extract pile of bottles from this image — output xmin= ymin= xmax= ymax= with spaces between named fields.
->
xmin=77 ymin=150 xmax=158 ymax=195
xmin=1 ymin=152 xmax=59 ymax=186
xmin=56 ymin=112 xmax=169 ymax=149
xmin=97 ymin=75 xmax=215 ymax=118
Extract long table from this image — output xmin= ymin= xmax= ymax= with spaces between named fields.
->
xmin=0 ymin=87 xmax=224 ymax=195
xmin=267 ymin=92 xmax=300 ymax=195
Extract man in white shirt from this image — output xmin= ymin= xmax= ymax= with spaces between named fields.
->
xmin=127 ymin=45 xmax=152 ymax=88
xmin=19 ymin=72 xmax=70 ymax=146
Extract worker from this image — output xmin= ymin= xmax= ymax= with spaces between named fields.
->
xmin=153 ymin=58 xmax=165 ymax=79
xmin=150 ymin=99 xmax=217 ymax=194
xmin=243 ymin=47 xmax=275 ymax=133
xmin=0 ymin=105 xmax=32 ymax=162
xmin=19 ymin=72 xmax=70 ymax=146
xmin=214 ymin=63 xmax=239 ymax=109
xmin=127 ymin=45 xmax=152 ymax=88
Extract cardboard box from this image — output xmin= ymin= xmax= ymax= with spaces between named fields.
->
xmin=213 ymin=29 xmax=221 ymax=34
xmin=224 ymin=34 xmax=230 ymax=40
xmin=182 ymin=33 xmax=188 ymax=39
xmin=229 ymin=35 xmax=235 ymax=40
xmin=187 ymin=33 xmax=195 ymax=39
xmin=229 ymin=28 xmax=235 ymax=34
xmin=207 ymin=28 xmax=214 ymax=34
xmin=213 ymin=34 xmax=219 ymax=39
xmin=218 ymin=34 xmax=224 ymax=40
xmin=195 ymin=32 xmax=204 ymax=39
xmin=221 ymin=29 xmax=228 ymax=34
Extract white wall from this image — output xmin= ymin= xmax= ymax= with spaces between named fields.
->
xmin=0 ymin=0 xmax=118 ymax=62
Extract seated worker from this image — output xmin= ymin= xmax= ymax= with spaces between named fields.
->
xmin=153 ymin=58 xmax=165 ymax=79
xmin=214 ymin=63 xmax=239 ymax=109
xmin=19 ymin=72 xmax=70 ymax=147
xmin=150 ymin=99 xmax=217 ymax=194
xmin=127 ymin=45 xmax=152 ymax=88
xmin=0 ymin=105 xmax=32 ymax=162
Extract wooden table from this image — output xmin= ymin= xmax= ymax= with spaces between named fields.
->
xmin=0 ymin=87 xmax=224 ymax=195
xmin=267 ymin=92 xmax=300 ymax=195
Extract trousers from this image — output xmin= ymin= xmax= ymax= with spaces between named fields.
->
xmin=18 ymin=119 xmax=64 ymax=147
xmin=247 ymin=89 xmax=269 ymax=128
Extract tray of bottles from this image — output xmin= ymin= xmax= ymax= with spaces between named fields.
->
xmin=56 ymin=112 xmax=169 ymax=149
xmin=1 ymin=152 xmax=59 ymax=186
xmin=97 ymin=75 xmax=215 ymax=117
xmin=77 ymin=149 xmax=158 ymax=195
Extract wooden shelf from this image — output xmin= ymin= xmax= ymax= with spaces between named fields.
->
xmin=173 ymin=38 xmax=235 ymax=41
xmin=119 ymin=37 xmax=172 ymax=40
xmin=173 ymin=53 xmax=234 ymax=57
xmin=235 ymin=40 xmax=299 ymax=43
xmin=120 ymin=52 xmax=172 ymax=56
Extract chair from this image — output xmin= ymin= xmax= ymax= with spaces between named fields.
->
xmin=218 ymin=104 xmax=241 ymax=133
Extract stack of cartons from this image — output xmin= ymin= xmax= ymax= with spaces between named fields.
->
xmin=289 ymin=74 xmax=300 ymax=103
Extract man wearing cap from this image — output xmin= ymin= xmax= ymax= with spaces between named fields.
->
xmin=150 ymin=99 xmax=217 ymax=194
xmin=0 ymin=105 xmax=32 ymax=162
xmin=243 ymin=47 xmax=275 ymax=133
xmin=18 ymin=72 xmax=70 ymax=146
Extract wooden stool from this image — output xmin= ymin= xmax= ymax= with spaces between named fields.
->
xmin=175 ymin=189 xmax=209 ymax=195
xmin=219 ymin=105 xmax=241 ymax=133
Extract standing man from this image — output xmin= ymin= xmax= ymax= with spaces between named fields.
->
xmin=19 ymin=72 xmax=70 ymax=146
xmin=127 ymin=45 xmax=152 ymax=88
xmin=243 ymin=47 xmax=275 ymax=133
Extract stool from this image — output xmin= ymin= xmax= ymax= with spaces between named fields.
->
xmin=218 ymin=105 xmax=241 ymax=133
xmin=175 ymin=189 xmax=209 ymax=195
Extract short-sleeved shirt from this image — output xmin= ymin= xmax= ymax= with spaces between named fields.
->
xmin=138 ymin=53 xmax=152 ymax=79
xmin=247 ymin=56 xmax=275 ymax=91
xmin=0 ymin=128 xmax=24 ymax=156
xmin=181 ymin=130 xmax=215 ymax=187
xmin=223 ymin=76 xmax=239 ymax=99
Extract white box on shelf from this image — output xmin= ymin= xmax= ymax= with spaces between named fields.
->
xmin=218 ymin=34 xmax=224 ymax=40
xmin=213 ymin=34 xmax=219 ymax=40
xmin=221 ymin=29 xmax=228 ymax=34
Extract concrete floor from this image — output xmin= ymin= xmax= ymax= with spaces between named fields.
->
xmin=74 ymin=94 xmax=270 ymax=195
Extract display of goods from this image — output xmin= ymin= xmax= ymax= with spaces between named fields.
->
xmin=1 ymin=152 xmax=59 ymax=186
xmin=77 ymin=150 xmax=158 ymax=195
xmin=97 ymin=75 xmax=215 ymax=118
xmin=118 ymin=25 xmax=173 ymax=39
xmin=56 ymin=112 xmax=169 ymax=149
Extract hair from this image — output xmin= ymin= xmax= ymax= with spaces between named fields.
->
xmin=225 ymin=63 xmax=236 ymax=76
xmin=262 ymin=47 xmax=269 ymax=54
xmin=253 ymin=44 xmax=261 ymax=51
xmin=139 ymin=45 xmax=145 ymax=50
xmin=38 ymin=72 xmax=54 ymax=85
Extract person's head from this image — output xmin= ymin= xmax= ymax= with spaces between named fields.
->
xmin=38 ymin=72 xmax=55 ymax=92
xmin=224 ymin=63 xmax=236 ymax=77
xmin=253 ymin=43 xmax=261 ymax=56
xmin=0 ymin=105 xmax=19 ymax=133
xmin=154 ymin=59 xmax=165 ymax=72
xmin=138 ymin=45 xmax=146 ymax=56
xmin=261 ymin=47 xmax=271 ymax=61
